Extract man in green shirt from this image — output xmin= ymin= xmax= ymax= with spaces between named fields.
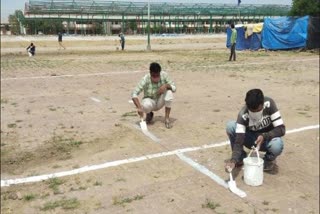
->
xmin=229 ymin=23 xmax=237 ymax=61
xmin=132 ymin=62 xmax=176 ymax=129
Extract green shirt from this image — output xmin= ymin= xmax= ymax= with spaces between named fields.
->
xmin=231 ymin=28 xmax=237 ymax=44
xmin=132 ymin=71 xmax=176 ymax=100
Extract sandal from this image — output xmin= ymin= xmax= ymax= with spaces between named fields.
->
xmin=165 ymin=119 xmax=172 ymax=129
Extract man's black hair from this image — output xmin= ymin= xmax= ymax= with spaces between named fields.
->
xmin=245 ymin=89 xmax=264 ymax=110
xmin=230 ymin=23 xmax=235 ymax=28
xmin=150 ymin=62 xmax=161 ymax=74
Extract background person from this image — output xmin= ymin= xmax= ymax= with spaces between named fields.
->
xmin=58 ymin=32 xmax=66 ymax=50
xmin=132 ymin=62 xmax=176 ymax=129
xmin=26 ymin=42 xmax=36 ymax=57
xmin=229 ymin=23 xmax=237 ymax=61
xmin=119 ymin=33 xmax=125 ymax=50
xmin=225 ymin=89 xmax=285 ymax=173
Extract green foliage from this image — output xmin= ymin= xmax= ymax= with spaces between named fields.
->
xmin=202 ymin=199 xmax=221 ymax=210
xmin=8 ymin=11 xmax=20 ymax=35
xmin=289 ymin=0 xmax=320 ymax=16
xmin=121 ymin=111 xmax=137 ymax=117
xmin=47 ymin=178 xmax=64 ymax=194
xmin=41 ymin=198 xmax=80 ymax=210
xmin=112 ymin=195 xmax=144 ymax=207
xmin=23 ymin=194 xmax=37 ymax=201
xmin=24 ymin=19 xmax=64 ymax=35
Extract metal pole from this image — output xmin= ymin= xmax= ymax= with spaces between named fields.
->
xmin=147 ymin=0 xmax=151 ymax=51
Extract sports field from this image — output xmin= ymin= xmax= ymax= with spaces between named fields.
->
xmin=1 ymin=34 xmax=319 ymax=213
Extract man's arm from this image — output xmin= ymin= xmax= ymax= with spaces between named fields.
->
xmin=231 ymin=133 xmax=245 ymax=163
xmin=261 ymin=125 xmax=286 ymax=142
xmin=132 ymin=97 xmax=143 ymax=118
xmin=163 ymin=72 xmax=176 ymax=92
xmin=131 ymin=75 xmax=147 ymax=117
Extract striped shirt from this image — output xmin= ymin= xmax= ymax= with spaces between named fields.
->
xmin=132 ymin=71 xmax=176 ymax=100
xmin=235 ymin=97 xmax=284 ymax=134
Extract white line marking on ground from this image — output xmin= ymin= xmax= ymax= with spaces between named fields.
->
xmin=286 ymin=125 xmax=319 ymax=134
xmin=1 ymin=124 xmax=318 ymax=187
xmin=177 ymin=153 xmax=229 ymax=189
xmin=133 ymin=124 xmax=161 ymax=143
xmin=1 ymin=70 xmax=145 ymax=81
xmin=199 ymin=58 xmax=319 ymax=68
xmin=90 ymin=97 xmax=101 ymax=103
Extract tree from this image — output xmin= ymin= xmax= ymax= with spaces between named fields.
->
xmin=8 ymin=10 xmax=22 ymax=35
xmin=289 ymin=0 xmax=320 ymax=17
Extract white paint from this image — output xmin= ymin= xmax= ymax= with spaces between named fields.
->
xmin=228 ymin=172 xmax=247 ymax=198
xmin=1 ymin=124 xmax=318 ymax=187
xmin=133 ymin=124 xmax=161 ymax=143
xmin=177 ymin=153 xmax=229 ymax=189
xmin=286 ymin=125 xmax=319 ymax=134
xmin=1 ymin=70 xmax=145 ymax=81
xmin=90 ymin=97 xmax=101 ymax=103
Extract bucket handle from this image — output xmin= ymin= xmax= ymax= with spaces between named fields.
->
xmin=248 ymin=145 xmax=262 ymax=165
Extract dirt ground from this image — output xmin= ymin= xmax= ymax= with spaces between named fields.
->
xmin=1 ymin=34 xmax=319 ymax=214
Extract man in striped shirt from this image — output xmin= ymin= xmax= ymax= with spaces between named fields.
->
xmin=225 ymin=89 xmax=285 ymax=173
xmin=132 ymin=62 xmax=176 ymax=129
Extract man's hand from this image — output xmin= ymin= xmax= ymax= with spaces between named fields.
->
xmin=224 ymin=159 xmax=236 ymax=173
xmin=137 ymin=107 xmax=144 ymax=118
xmin=157 ymin=84 xmax=168 ymax=95
xmin=255 ymin=135 xmax=264 ymax=150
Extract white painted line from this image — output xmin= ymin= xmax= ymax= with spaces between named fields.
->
xmin=133 ymin=124 xmax=161 ymax=143
xmin=199 ymin=58 xmax=319 ymax=68
xmin=1 ymin=70 xmax=145 ymax=81
xmin=177 ymin=153 xmax=229 ymax=189
xmin=286 ymin=124 xmax=319 ymax=134
xmin=1 ymin=124 xmax=318 ymax=187
xmin=90 ymin=97 xmax=101 ymax=103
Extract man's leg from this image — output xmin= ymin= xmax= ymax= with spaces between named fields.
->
xmin=229 ymin=47 xmax=233 ymax=61
xmin=233 ymin=46 xmax=236 ymax=61
xmin=155 ymin=90 xmax=174 ymax=128
xmin=141 ymin=98 xmax=156 ymax=123
xmin=259 ymin=137 xmax=284 ymax=171
xmin=122 ymin=42 xmax=125 ymax=50
xmin=229 ymin=44 xmax=234 ymax=61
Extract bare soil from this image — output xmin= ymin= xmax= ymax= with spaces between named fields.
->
xmin=1 ymin=35 xmax=319 ymax=214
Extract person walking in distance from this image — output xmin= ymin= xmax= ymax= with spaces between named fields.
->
xmin=58 ymin=32 xmax=66 ymax=50
xmin=119 ymin=33 xmax=125 ymax=50
xmin=229 ymin=23 xmax=237 ymax=61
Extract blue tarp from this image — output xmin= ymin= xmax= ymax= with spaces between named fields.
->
xmin=226 ymin=27 xmax=262 ymax=51
xmin=262 ymin=16 xmax=309 ymax=50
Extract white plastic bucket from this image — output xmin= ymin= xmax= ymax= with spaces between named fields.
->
xmin=243 ymin=148 xmax=264 ymax=186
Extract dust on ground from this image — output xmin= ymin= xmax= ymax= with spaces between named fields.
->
xmin=1 ymin=35 xmax=319 ymax=213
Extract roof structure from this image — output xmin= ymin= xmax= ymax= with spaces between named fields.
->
xmin=25 ymin=0 xmax=290 ymax=17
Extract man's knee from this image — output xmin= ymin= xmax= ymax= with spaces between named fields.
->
xmin=164 ymin=90 xmax=173 ymax=108
xmin=142 ymin=99 xmax=154 ymax=113
xmin=267 ymin=138 xmax=284 ymax=157
xmin=226 ymin=121 xmax=236 ymax=135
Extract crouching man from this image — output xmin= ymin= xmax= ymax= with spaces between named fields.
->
xmin=225 ymin=89 xmax=285 ymax=173
xmin=132 ymin=62 xmax=176 ymax=129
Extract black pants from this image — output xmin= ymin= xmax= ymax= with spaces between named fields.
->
xmin=121 ymin=41 xmax=125 ymax=50
xmin=229 ymin=43 xmax=236 ymax=61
